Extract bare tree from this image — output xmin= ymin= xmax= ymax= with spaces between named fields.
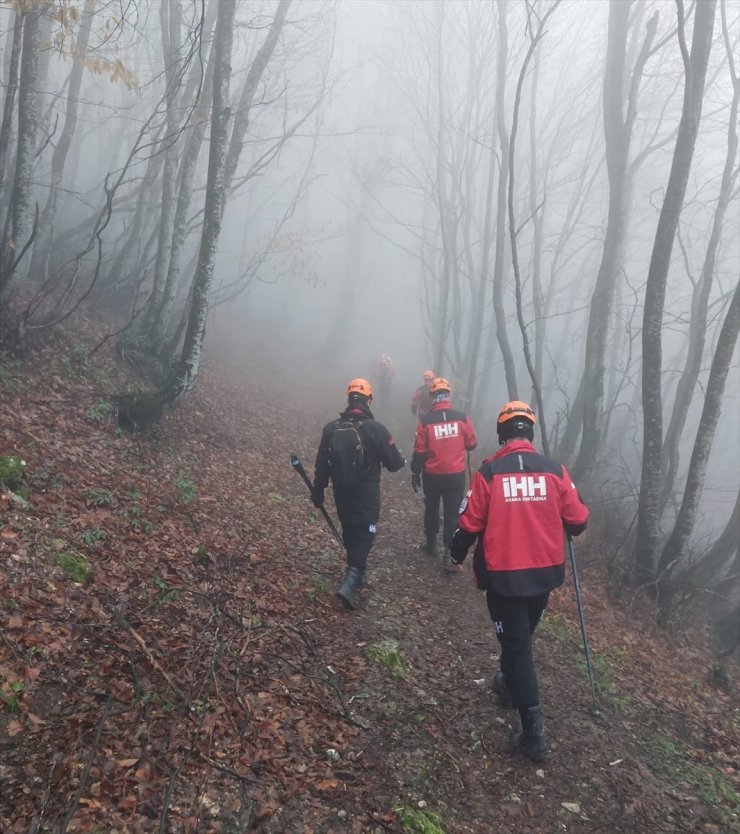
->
xmin=657 ymin=279 xmax=740 ymax=604
xmin=564 ymin=0 xmax=659 ymax=471
xmin=658 ymin=0 xmax=740 ymax=513
xmin=633 ymin=0 xmax=717 ymax=585
xmin=0 ymin=2 xmax=47 ymax=301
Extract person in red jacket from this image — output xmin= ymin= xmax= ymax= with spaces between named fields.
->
xmin=410 ymin=369 xmax=436 ymax=417
xmin=449 ymin=401 xmax=588 ymax=762
xmin=411 ymin=378 xmax=477 ymax=570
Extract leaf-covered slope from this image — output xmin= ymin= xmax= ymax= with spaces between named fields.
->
xmin=0 ymin=334 xmax=738 ymax=834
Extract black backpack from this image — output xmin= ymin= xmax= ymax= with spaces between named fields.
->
xmin=329 ymin=418 xmax=367 ymax=486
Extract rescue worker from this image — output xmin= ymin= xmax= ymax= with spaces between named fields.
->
xmin=411 ymin=370 xmax=436 ymax=417
xmin=449 ymin=401 xmax=588 ymax=762
xmin=410 ymin=377 xmax=477 ymax=570
xmin=375 ymin=353 xmax=395 ymax=408
xmin=312 ymin=378 xmax=405 ymax=609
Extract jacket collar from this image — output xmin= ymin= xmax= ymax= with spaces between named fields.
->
xmin=494 ymin=439 xmax=536 ymax=458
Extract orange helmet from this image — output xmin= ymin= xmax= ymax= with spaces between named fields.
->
xmin=423 ymin=369 xmax=435 ymax=381
xmin=497 ymin=400 xmax=536 ymax=425
xmin=347 ymin=378 xmax=373 ymax=398
xmin=431 ymin=377 xmax=451 ymax=395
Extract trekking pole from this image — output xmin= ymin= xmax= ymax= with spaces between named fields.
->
xmin=568 ymin=536 xmax=600 ymax=717
xmin=290 ymin=453 xmax=343 ymax=547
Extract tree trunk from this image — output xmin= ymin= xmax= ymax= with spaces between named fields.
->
xmin=507 ymin=1 xmax=561 ymax=456
xmin=153 ymin=15 xmax=218 ymax=348
xmin=487 ymin=0 xmax=518 ymax=399
xmin=164 ymin=0 xmax=237 ymax=404
xmin=658 ymin=15 xmax=739 ymax=514
xmin=573 ymin=1 xmax=658 ymax=480
xmin=0 ymin=4 xmax=44 ymax=299
xmin=0 ymin=11 xmax=23 ymax=211
xmin=464 ymin=119 xmax=496 ymax=416
xmin=143 ymin=0 xmax=183 ymax=332
xmin=30 ymin=0 xmax=96 ymax=277
xmin=222 ymin=0 xmax=292 ymax=197
xmin=657 ymin=280 xmax=739 ymax=585
xmin=633 ymin=0 xmax=717 ymax=585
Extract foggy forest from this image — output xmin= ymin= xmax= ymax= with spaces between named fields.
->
xmin=0 ymin=0 xmax=739 ymax=832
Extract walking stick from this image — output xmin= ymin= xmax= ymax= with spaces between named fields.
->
xmin=290 ymin=453 xmax=343 ymax=547
xmin=568 ymin=536 xmax=600 ymax=717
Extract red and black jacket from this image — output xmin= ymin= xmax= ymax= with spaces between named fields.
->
xmin=451 ymin=440 xmax=588 ymax=596
xmin=411 ymin=399 xmax=477 ymax=476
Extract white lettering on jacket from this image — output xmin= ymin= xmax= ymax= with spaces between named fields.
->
xmin=433 ymin=422 xmax=459 ymax=439
xmin=502 ymin=475 xmax=548 ymax=502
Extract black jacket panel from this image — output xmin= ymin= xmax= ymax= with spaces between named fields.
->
xmin=314 ymin=403 xmax=405 ymax=526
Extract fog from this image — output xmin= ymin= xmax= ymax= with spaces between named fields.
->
xmin=0 ymin=0 xmax=738 ymax=590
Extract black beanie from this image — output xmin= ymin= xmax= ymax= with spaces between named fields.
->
xmin=497 ymin=418 xmax=534 ymax=445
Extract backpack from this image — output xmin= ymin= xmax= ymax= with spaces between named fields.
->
xmin=329 ymin=418 xmax=367 ymax=486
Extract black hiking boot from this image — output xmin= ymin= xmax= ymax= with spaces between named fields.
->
xmin=492 ymin=672 xmax=515 ymax=709
xmin=419 ymin=537 xmax=437 ymax=557
xmin=509 ymin=706 xmax=549 ymax=762
xmin=336 ymin=566 xmax=363 ymax=610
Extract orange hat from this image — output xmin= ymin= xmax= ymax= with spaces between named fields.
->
xmin=347 ymin=378 xmax=373 ymax=398
xmin=431 ymin=377 xmax=451 ymax=395
xmin=497 ymin=400 xmax=536 ymax=425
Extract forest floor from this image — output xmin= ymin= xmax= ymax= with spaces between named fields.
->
xmin=1 ymin=322 xmax=739 ymax=834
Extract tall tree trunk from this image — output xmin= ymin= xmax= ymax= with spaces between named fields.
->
xmin=222 ymin=0 xmax=292 ymax=197
xmin=573 ymin=1 xmax=658 ymax=480
xmin=164 ymin=0 xmax=236 ymax=403
xmin=507 ymin=1 xmax=561 ymax=456
xmin=0 ymin=11 xmax=23 ymax=210
xmin=659 ymin=8 xmax=739 ymax=513
xmin=488 ymin=0 xmax=518 ymax=399
xmin=143 ymin=0 xmax=183 ymax=332
xmin=464 ymin=119 xmax=496 ymax=416
xmin=657 ymin=280 xmax=739 ymax=587
xmin=0 ymin=3 xmax=44 ymax=300
xmin=154 ymin=20 xmax=218 ymax=349
xmin=432 ymin=1 xmax=453 ymax=375
xmin=30 ymin=0 xmax=96 ymax=278
xmin=529 ymin=59 xmax=546 ymax=395
xmin=633 ymin=0 xmax=717 ymax=585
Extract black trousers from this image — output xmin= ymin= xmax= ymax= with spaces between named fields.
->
xmin=422 ymin=471 xmax=466 ymax=548
xmin=341 ymin=523 xmax=376 ymax=573
xmin=486 ymin=590 xmax=549 ymax=709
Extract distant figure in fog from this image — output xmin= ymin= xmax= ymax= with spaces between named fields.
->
xmin=375 ymin=353 xmax=395 ymax=408
xmin=312 ymin=378 xmax=405 ymax=610
xmin=411 ymin=369 xmax=435 ymax=418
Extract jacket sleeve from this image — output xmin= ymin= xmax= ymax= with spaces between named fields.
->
xmin=410 ymin=420 xmax=427 ymax=474
xmin=313 ymin=425 xmax=332 ymax=490
xmin=457 ymin=470 xmax=490 ymax=535
xmin=377 ymin=426 xmax=406 ymax=472
xmin=463 ymin=417 xmax=478 ymax=451
xmin=559 ymin=465 xmax=589 ymax=536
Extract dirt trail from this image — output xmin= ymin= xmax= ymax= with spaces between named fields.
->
xmin=0 ymin=340 xmax=738 ymax=834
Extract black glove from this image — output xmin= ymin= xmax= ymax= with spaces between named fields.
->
xmin=310 ymin=486 xmax=324 ymax=508
xmin=449 ymin=547 xmax=467 ymax=566
xmin=411 ymin=472 xmax=421 ymax=493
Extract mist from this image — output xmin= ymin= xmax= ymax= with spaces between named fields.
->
xmin=0 ymin=0 xmax=738 ymax=613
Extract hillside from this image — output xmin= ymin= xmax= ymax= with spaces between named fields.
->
xmin=1 ymin=328 xmax=739 ymax=834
